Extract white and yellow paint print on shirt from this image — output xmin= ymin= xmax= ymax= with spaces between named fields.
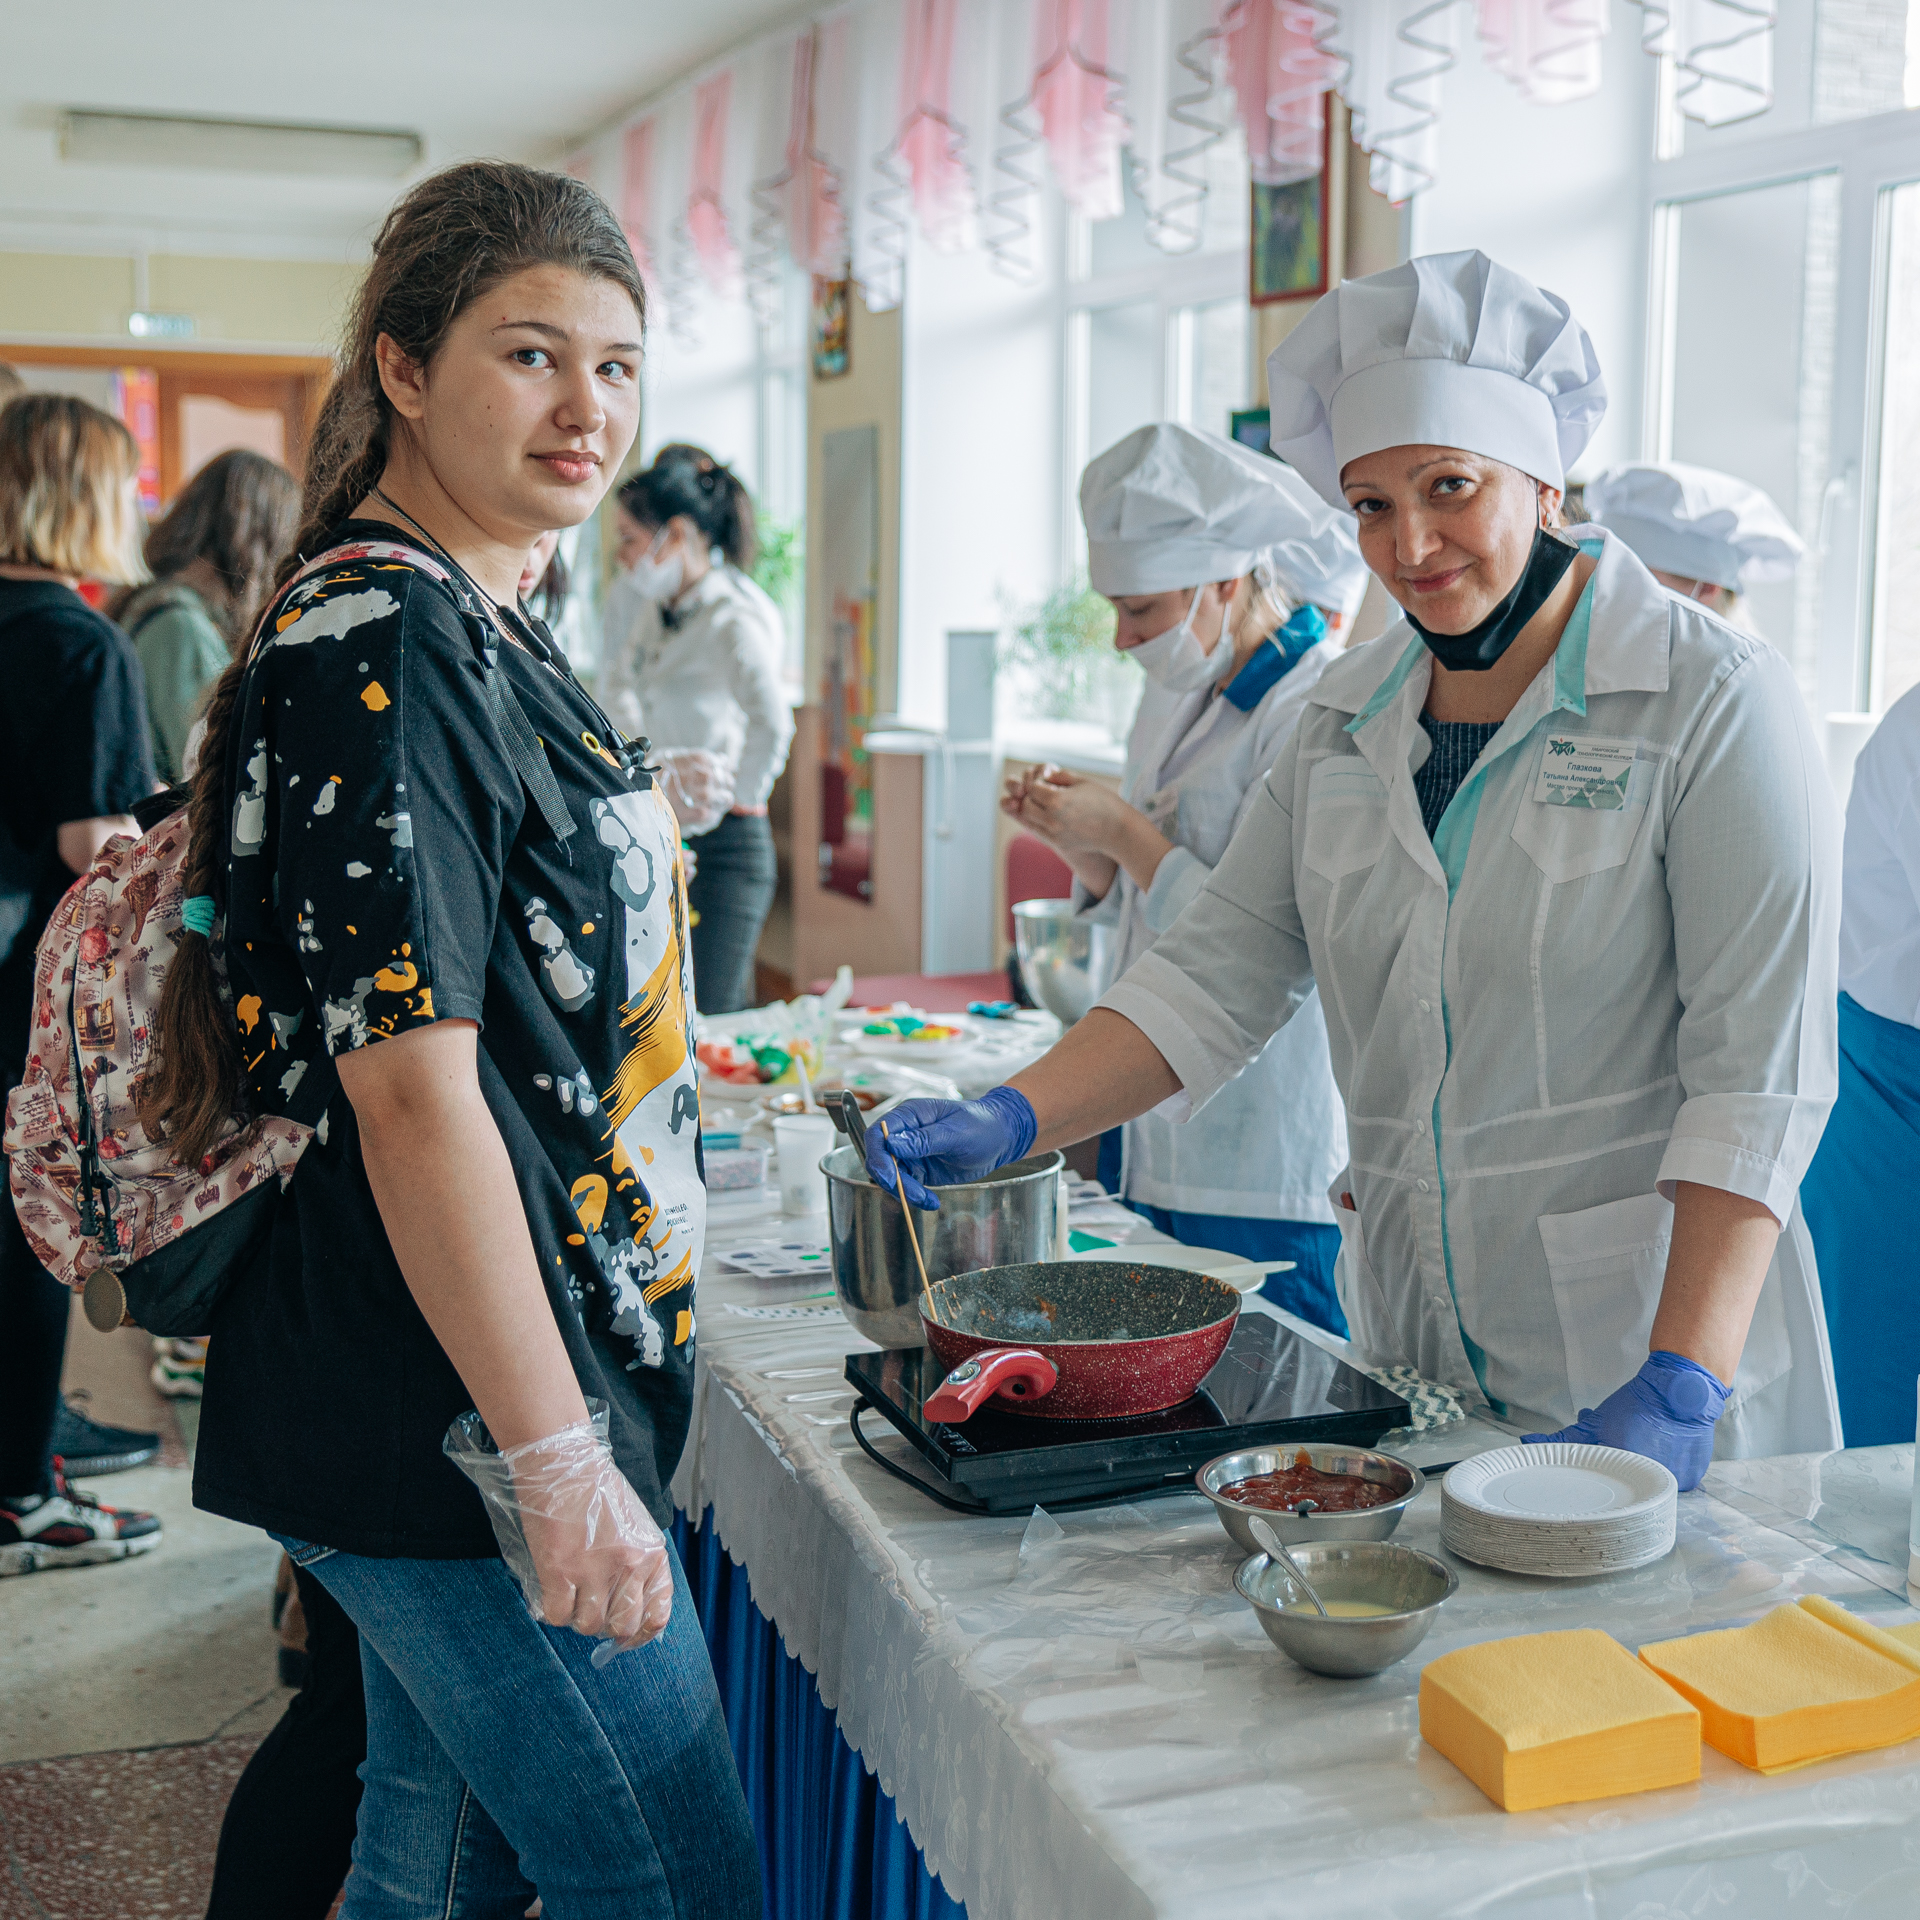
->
xmin=568 ymin=785 xmax=704 ymax=1371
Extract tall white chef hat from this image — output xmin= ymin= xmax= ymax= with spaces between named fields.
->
xmin=1080 ymin=422 xmax=1362 ymax=608
xmin=1267 ymin=250 xmax=1608 ymax=508
xmin=1583 ymin=462 xmax=1804 ymax=591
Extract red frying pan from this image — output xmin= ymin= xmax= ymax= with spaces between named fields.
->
xmin=920 ymin=1260 xmax=1240 ymax=1422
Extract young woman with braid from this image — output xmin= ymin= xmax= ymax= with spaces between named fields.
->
xmin=144 ymin=160 xmax=759 ymax=1918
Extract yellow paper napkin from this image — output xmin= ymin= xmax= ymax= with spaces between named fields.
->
xmin=1639 ymin=1602 xmax=1920 ymax=1773
xmin=1420 ymin=1628 xmax=1701 ymax=1812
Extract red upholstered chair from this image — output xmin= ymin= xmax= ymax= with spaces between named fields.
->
xmin=806 ymin=832 xmax=1078 ymax=1008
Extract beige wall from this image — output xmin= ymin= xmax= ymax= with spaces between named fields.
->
xmin=0 ymin=251 xmax=354 ymax=349
xmin=1252 ymin=102 xmax=1406 ymax=401
xmin=775 ymin=287 xmax=917 ymax=991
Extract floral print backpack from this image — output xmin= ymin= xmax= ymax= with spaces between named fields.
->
xmin=3 ymin=799 xmax=311 ymax=1334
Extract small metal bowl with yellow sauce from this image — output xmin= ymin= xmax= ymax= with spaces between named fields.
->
xmin=1234 ymin=1540 xmax=1456 ymax=1678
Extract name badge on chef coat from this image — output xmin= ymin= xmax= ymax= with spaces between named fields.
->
xmin=1532 ymin=734 xmax=1638 ymax=811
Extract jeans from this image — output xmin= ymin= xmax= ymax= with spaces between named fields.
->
xmin=686 ymin=811 xmax=776 ymax=1015
xmin=278 ymin=1532 xmax=760 ymax=1920
xmin=207 ymin=1562 xmax=365 ymax=1919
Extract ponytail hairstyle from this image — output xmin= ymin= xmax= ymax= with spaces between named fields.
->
xmin=138 ymin=160 xmax=646 ymax=1166
xmin=618 ymin=443 xmax=757 ymax=571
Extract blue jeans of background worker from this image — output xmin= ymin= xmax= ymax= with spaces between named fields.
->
xmin=1096 ymin=1129 xmax=1346 ymax=1337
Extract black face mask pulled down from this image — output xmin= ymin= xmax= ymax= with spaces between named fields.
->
xmin=1406 ymin=527 xmax=1579 ymax=673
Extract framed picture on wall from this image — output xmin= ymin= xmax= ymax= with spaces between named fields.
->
xmin=1249 ymin=116 xmax=1331 ymax=306
xmin=811 ymin=276 xmax=850 ymax=379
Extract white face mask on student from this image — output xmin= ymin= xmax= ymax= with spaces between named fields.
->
xmin=627 ymin=529 xmax=684 ymax=605
xmin=1127 ymin=587 xmax=1233 ymax=692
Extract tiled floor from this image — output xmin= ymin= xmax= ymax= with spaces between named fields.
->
xmin=0 ymin=1303 xmax=297 ymax=1916
xmin=0 ymin=1738 xmax=260 ymax=1920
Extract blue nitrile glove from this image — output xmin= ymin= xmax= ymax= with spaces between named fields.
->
xmin=1524 ymin=1351 xmax=1729 ymax=1492
xmin=862 ymin=1088 xmax=1038 ymax=1210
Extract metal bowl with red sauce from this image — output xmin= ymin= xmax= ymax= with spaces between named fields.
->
xmin=1197 ymin=1444 xmax=1425 ymax=1551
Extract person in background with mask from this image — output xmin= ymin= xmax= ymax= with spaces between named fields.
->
xmin=1583 ymin=463 xmax=1804 ymax=633
xmin=871 ymin=252 xmax=1843 ymax=1491
xmin=1798 ymin=679 xmax=1920 ymax=1446
xmin=1002 ymin=424 xmax=1359 ymax=1332
xmin=601 ymin=449 xmax=793 ymax=1013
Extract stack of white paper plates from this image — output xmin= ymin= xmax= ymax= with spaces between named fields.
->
xmin=1441 ymin=1444 xmax=1678 ymax=1577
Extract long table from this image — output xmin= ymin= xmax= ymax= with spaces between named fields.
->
xmin=675 ymin=1187 xmax=1920 ymax=1919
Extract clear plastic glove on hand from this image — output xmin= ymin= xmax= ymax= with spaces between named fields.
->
xmin=655 ymin=748 xmax=735 ymax=835
xmin=863 ymin=1087 xmax=1037 ymax=1210
xmin=1523 ymin=1351 xmax=1729 ymax=1492
xmin=445 ymin=1402 xmax=673 ymax=1663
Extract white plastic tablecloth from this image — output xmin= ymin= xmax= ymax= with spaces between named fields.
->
xmin=676 ymin=1191 xmax=1920 ymax=1920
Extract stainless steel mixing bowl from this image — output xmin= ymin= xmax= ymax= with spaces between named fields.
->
xmin=1012 ymin=898 xmax=1115 ymax=1027
xmin=824 ymin=1145 xmax=1067 ymax=1348
xmin=1198 ymin=1445 xmax=1423 ymax=1551
xmin=1235 ymin=1541 xmax=1457 ymax=1678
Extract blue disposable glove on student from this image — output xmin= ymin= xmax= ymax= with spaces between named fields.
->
xmin=862 ymin=1088 xmax=1038 ymax=1210
xmin=1524 ymin=1351 xmax=1729 ymax=1492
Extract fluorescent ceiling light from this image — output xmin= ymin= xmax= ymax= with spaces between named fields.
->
xmin=59 ymin=109 xmax=422 ymax=179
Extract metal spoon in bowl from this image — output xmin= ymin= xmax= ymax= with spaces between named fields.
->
xmin=1247 ymin=1515 xmax=1329 ymax=1619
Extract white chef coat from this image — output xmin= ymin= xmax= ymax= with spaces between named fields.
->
xmin=1101 ymin=530 xmax=1843 ymax=1457
xmin=599 ymin=566 xmax=795 ymax=822
xmin=1076 ymin=636 xmax=1348 ymax=1221
xmin=1839 ymin=680 xmax=1920 ymax=1029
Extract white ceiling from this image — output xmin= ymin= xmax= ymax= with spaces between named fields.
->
xmin=1 ymin=0 xmax=808 ymax=261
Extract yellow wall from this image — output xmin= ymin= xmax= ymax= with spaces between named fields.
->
xmin=0 ymin=251 xmax=354 ymax=348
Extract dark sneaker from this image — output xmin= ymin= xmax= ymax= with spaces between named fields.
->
xmin=0 ymin=1466 xmax=162 ymax=1575
xmin=51 ymin=1396 xmax=161 ymax=1477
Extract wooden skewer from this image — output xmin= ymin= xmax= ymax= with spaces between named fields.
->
xmin=881 ymin=1118 xmax=940 ymax=1325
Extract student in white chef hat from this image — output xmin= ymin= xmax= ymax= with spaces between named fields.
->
xmin=1584 ymin=462 xmax=1805 ymax=629
xmin=878 ymin=253 xmax=1843 ymax=1487
xmin=1002 ymin=423 xmax=1360 ymax=1332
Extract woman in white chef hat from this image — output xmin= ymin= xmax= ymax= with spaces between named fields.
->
xmin=1002 ymin=423 xmax=1360 ymax=1332
xmin=1584 ymin=462 xmax=1805 ymax=629
xmin=872 ymin=252 xmax=1843 ymax=1486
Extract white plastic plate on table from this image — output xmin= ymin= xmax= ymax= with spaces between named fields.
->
xmin=1440 ymin=1444 xmax=1677 ymax=1577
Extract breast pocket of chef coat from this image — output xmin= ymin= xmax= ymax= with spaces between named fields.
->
xmin=1510 ymin=736 xmax=1655 ymax=883
xmin=1302 ymin=757 xmax=1391 ymax=881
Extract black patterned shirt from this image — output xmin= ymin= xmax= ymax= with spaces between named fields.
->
xmin=194 ymin=524 xmax=704 ymax=1556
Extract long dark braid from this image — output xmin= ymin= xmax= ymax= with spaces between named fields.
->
xmin=137 ymin=160 xmax=646 ymax=1165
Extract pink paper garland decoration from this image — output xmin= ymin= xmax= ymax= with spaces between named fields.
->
xmin=689 ymin=71 xmax=743 ymax=299
xmin=891 ymin=0 xmax=976 ymax=254
xmin=1028 ymin=0 xmax=1131 ymax=222
xmin=1476 ymin=0 xmax=1607 ymax=106
xmin=788 ymin=25 xmax=849 ymax=277
xmin=1225 ymin=0 xmax=1342 ymax=188
xmin=621 ymin=119 xmax=658 ymax=296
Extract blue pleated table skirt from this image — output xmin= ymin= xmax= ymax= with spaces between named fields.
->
xmin=673 ymin=1508 xmax=967 ymax=1920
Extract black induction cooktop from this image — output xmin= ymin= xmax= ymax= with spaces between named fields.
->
xmin=845 ymin=1313 xmax=1409 ymax=1514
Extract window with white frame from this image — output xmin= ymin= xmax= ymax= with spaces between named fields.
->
xmin=1064 ymin=133 xmax=1253 ymax=574
xmin=1646 ymin=0 xmax=1920 ymax=717
xmin=624 ymin=263 xmax=810 ymax=689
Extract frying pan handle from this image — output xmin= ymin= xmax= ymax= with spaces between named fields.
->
xmin=923 ymin=1347 xmax=1059 ymax=1423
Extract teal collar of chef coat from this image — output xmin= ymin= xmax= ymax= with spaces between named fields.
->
xmin=1309 ymin=526 xmax=1674 ymax=732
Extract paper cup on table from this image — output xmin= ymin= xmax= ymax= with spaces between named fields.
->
xmin=773 ymin=1114 xmax=836 ymax=1216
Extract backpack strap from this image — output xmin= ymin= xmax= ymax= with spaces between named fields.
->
xmin=123 ymin=584 xmax=206 ymax=643
xmin=263 ymin=538 xmax=577 ymax=849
